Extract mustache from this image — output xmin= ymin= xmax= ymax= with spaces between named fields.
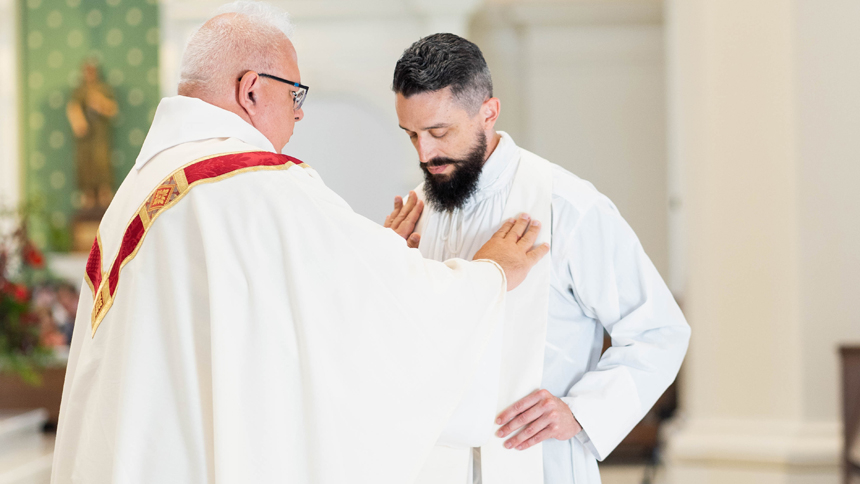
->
xmin=424 ymin=157 xmax=460 ymax=168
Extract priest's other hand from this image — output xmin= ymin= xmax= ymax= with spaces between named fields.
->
xmin=385 ymin=191 xmax=423 ymax=248
xmin=473 ymin=213 xmax=549 ymax=291
xmin=494 ymin=389 xmax=582 ymax=451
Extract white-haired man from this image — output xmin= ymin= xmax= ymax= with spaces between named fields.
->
xmin=387 ymin=34 xmax=691 ymax=483
xmin=50 ymin=4 xmax=548 ymax=484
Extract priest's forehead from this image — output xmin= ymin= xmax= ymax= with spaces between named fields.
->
xmin=270 ymin=38 xmax=300 ymax=82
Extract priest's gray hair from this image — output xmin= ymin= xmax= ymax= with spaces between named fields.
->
xmin=178 ymin=1 xmax=294 ymax=95
xmin=393 ymin=33 xmax=493 ymax=115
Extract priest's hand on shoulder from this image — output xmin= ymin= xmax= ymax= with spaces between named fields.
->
xmin=494 ymin=389 xmax=582 ymax=451
xmin=473 ymin=213 xmax=550 ymax=291
xmin=385 ymin=191 xmax=423 ymax=248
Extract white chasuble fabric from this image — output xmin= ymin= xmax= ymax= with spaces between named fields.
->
xmin=413 ymin=143 xmax=553 ymax=484
xmin=51 ymin=96 xmax=510 ymax=484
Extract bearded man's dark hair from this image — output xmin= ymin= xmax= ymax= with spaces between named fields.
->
xmin=393 ymin=33 xmax=493 ymax=114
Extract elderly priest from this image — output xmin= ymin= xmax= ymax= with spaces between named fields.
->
xmin=50 ymin=3 xmax=548 ymax=484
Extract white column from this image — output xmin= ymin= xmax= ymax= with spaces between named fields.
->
xmin=663 ymin=0 xmax=860 ymax=482
xmin=0 ymin=0 xmax=20 ymax=209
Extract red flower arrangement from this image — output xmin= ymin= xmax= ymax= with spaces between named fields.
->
xmin=0 ymin=209 xmax=54 ymax=385
xmin=22 ymin=243 xmax=44 ymax=269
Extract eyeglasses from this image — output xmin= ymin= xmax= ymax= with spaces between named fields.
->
xmin=239 ymin=72 xmax=308 ymax=111
xmin=259 ymin=74 xmax=308 ymax=111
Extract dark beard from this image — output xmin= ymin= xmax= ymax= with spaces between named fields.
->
xmin=421 ymin=132 xmax=487 ymax=213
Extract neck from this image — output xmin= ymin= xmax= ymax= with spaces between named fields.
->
xmin=482 ymin=130 xmax=502 ymax=164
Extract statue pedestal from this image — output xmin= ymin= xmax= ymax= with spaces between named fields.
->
xmin=70 ymin=208 xmax=104 ymax=253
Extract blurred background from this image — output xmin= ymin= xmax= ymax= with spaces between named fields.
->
xmin=0 ymin=0 xmax=859 ymax=483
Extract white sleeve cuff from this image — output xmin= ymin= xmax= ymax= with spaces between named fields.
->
xmin=561 ymin=396 xmax=603 ymax=461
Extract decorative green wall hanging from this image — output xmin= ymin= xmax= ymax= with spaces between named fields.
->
xmin=20 ymin=0 xmax=159 ymax=252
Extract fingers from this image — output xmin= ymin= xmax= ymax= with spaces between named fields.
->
xmin=526 ymin=243 xmax=550 ymax=264
xmin=492 ymin=218 xmax=516 ymax=239
xmin=496 ymin=389 xmax=546 ymax=426
xmin=496 ymin=401 xmax=545 ymax=438
xmin=403 ymin=199 xmax=424 ymax=230
xmin=384 ymin=196 xmax=403 ymax=228
xmin=516 ymin=220 xmax=541 ymax=248
xmin=392 ymin=191 xmax=418 ymax=227
xmin=504 ymin=415 xmax=551 ymax=449
xmin=407 ymin=233 xmax=421 ymax=249
xmin=513 ymin=426 xmax=553 ymax=451
xmin=505 ymin=213 xmax=531 ymax=240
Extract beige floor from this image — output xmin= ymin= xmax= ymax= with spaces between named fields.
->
xmin=598 ymin=464 xmax=658 ymax=484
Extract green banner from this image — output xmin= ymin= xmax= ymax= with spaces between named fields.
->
xmin=20 ymin=0 xmax=159 ymax=252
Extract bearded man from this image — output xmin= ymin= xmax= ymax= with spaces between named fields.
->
xmin=50 ymin=6 xmax=549 ymax=484
xmin=386 ymin=33 xmax=691 ymax=484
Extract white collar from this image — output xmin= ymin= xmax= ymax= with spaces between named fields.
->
xmin=134 ymin=96 xmax=277 ymax=171
xmin=469 ymin=131 xmax=520 ymax=203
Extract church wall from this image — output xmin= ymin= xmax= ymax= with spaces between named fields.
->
xmin=662 ymin=0 xmax=860 ymax=481
xmin=792 ymin=0 xmax=860 ymax=424
xmin=471 ymin=0 xmax=671 ymax=284
xmin=18 ymin=0 xmax=160 ymax=252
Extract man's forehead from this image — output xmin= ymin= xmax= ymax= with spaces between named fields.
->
xmin=396 ymin=88 xmax=469 ymax=129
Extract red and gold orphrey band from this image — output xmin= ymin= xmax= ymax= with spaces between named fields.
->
xmin=84 ymin=151 xmax=309 ymax=337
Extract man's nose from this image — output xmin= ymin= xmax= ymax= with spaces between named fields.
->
xmin=416 ymin=139 xmax=435 ymax=164
xmin=294 ymin=107 xmax=304 ymax=122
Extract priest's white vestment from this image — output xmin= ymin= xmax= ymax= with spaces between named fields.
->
xmin=413 ymin=132 xmax=691 ymax=484
xmin=50 ymin=96 xmax=510 ymax=484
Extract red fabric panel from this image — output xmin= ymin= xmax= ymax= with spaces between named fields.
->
xmin=85 ymin=237 xmax=102 ymax=289
xmin=108 ymin=216 xmax=145 ymax=295
xmin=183 ymin=152 xmax=303 ymax=185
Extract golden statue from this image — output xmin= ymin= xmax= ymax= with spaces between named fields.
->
xmin=66 ymin=60 xmax=117 ymax=211
xmin=66 ymin=60 xmax=118 ymax=251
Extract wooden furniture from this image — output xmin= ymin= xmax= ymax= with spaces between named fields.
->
xmin=841 ymin=345 xmax=860 ymax=484
xmin=0 ymin=365 xmax=67 ymax=428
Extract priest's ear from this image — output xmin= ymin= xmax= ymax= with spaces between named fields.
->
xmin=479 ymin=97 xmax=501 ymax=131
xmin=237 ymin=71 xmax=261 ymax=116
